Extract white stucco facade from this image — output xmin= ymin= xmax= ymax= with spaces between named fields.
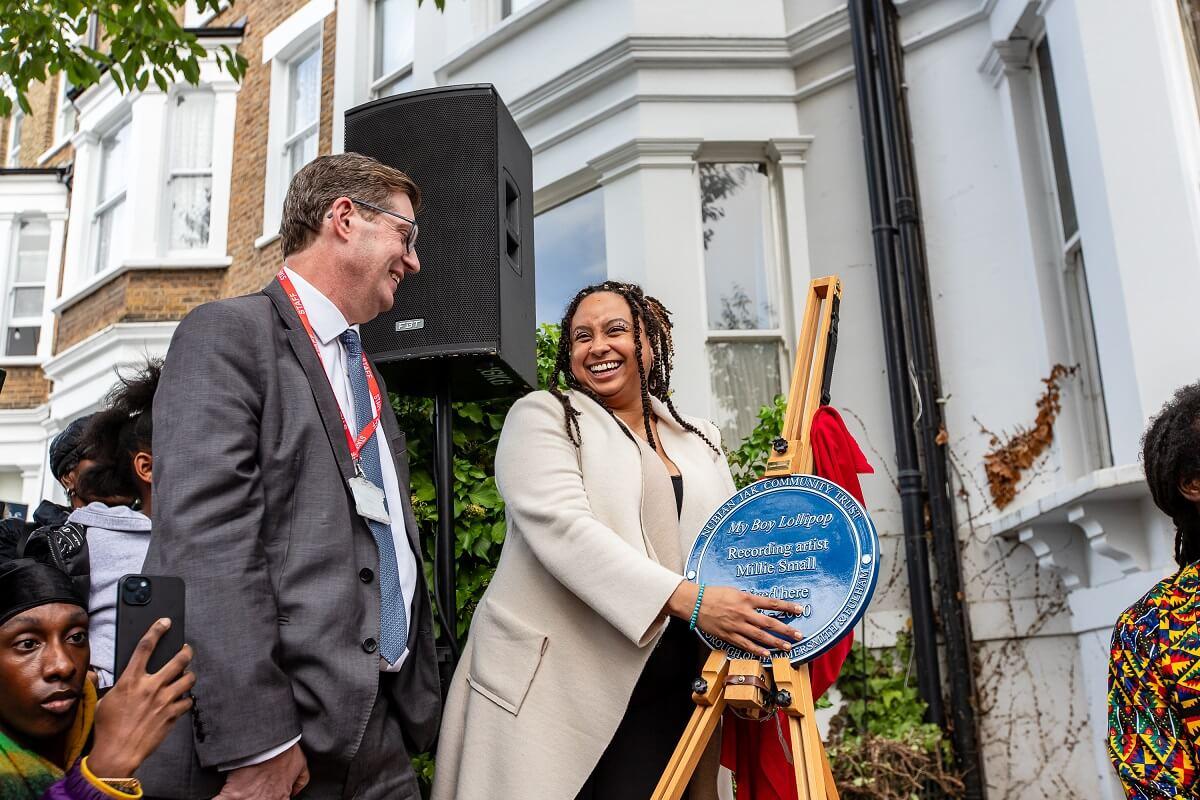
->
xmin=333 ymin=1 xmax=1199 ymax=796
xmin=0 ymin=0 xmax=1195 ymax=795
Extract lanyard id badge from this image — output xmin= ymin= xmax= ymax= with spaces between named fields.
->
xmin=348 ymin=472 xmax=391 ymax=525
xmin=276 ymin=267 xmax=391 ymax=527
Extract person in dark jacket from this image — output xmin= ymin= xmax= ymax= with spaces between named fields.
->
xmin=0 ymin=417 xmax=95 ymax=563
xmin=0 ymin=558 xmax=194 ymax=799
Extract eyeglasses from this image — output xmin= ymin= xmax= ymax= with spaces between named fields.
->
xmin=350 ymin=198 xmax=419 ymax=254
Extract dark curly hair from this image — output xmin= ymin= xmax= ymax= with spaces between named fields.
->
xmin=1142 ymin=381 xmax=1200 ymax=568
xmin=75 ymin=359 xmax=161 ymax=505
xmin=548 ymin=281 xmax=717 ymax=455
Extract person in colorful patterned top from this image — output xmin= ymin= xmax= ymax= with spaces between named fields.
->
xmin=1109 ymin=381 xmax=1200 ymax=798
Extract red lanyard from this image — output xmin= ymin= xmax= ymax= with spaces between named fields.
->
xmin=277 ymin=268 xmax=382 ymax=464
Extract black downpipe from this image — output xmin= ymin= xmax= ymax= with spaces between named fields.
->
xmin=870 ymin=2 xmax=987 ymax=796
xmin=847 ymin=0 xmax=945 ymax=730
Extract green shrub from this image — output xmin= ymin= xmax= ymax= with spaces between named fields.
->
xmin=827 ymin=634 xmax=963 ymax=799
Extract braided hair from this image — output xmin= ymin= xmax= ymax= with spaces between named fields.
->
xmin=547 ymin=281 xmax=718 ymax=455
xmin=76 ymin=359 xmax=161 ymax=504
xmin=1142 ymin=381 xmax=1200 ymax=568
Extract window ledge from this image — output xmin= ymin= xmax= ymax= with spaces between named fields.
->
xmin=53 ymin=255 xmax=233 ymax=314
xmin=371 ymin=62 xmax=414 ymax=96
xmin=0 ymin=356 xmax=43 ymax=368
xmin=985 ymin=463 xmax=1150 ymax=591
xmin=36 ymin=137 xmax=72 ymax=166
xmin=255 ymin=231 xmax=281 ymax=251
xmin=706 ymin=329 xmax=786 ymax=341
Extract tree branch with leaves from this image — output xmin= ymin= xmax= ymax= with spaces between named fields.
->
xmin=0 ymin=0 xmax=247 ymax=116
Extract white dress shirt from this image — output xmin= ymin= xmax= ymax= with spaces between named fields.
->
xmin=219 ymin=268 xmax=419 ymax=772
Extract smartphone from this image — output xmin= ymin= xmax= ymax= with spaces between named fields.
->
xmin=114 ymin=574 xmax=186 ymax=678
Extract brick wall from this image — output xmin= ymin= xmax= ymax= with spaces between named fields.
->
xmin=1 ymin=77 xmax=61 ymax=168
xmin=0 ymin=366 xmax=50 ymax=409
xmin=222 ymin=0 xmax=339 ymax=299
xmin=56 ymin=268 xmax=226 ymax=351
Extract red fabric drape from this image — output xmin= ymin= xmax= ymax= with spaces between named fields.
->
xmin=719 ymin=406 xmax=873 ymax=800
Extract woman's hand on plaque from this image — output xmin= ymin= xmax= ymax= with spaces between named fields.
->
xmin=667 ymin=583 xmax=803 ymax=658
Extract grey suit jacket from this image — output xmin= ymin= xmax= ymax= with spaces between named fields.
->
xmin=139 ymin=279 xmax=440 ymax=797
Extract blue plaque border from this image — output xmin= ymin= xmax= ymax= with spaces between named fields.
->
xmin=685 ymin=474 xmax=880 ymax=665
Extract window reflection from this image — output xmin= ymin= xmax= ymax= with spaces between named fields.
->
xmin=700 ymin=163 xmax=778 ymax=331
xmin=699 ymin=162 xmax=784 ymax=445
xmin=534 ymin=189 xmax=606 ymax=324
xmin=707 ymin=341 xmax=783 ymax=445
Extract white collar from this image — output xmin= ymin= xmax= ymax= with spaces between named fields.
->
xmin=282 ymin=265 xmax=357 ymax=345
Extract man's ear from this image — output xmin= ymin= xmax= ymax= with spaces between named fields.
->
xmin=1180 ymin=474 xmax=1200 ymax=504
xmin=327 ymin=197 xmax=355 ymax=239
xmin=133 ymin=451 xmax=153 ymax=486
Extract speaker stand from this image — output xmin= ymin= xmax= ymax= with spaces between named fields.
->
xmin=433 ymin=370 xmax=461 ymax=689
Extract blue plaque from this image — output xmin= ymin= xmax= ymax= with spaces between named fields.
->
xmin=685 ymin=474 xmax=879 ymax=665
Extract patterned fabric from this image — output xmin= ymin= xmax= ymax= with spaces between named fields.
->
xmin=0 ymin=681 xmax=95 ymax=799
xmin=1108 ymin=562 xmax=1200 ymax=798
xmin=339 ymin=329 xmax=407 ymax=664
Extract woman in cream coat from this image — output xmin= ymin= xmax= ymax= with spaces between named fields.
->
xmin=433 ymin=283 xmax=805 ymax=800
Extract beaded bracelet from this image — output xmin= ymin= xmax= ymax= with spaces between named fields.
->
xmin=689 ymin=583 xmax=706 ymax=631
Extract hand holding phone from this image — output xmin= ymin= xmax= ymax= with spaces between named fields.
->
xmin=88 ymin=618 xmax=195 ymax=778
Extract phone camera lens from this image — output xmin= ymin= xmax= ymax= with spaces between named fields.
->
xmin=123 ymin=576 xmax=153 ymax=606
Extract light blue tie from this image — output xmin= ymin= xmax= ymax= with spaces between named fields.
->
xmin=340 ymin=329 xmax=407 ymax=664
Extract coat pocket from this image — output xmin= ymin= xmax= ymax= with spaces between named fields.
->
xmin=466 ymin=600 xmax=548 ymax=715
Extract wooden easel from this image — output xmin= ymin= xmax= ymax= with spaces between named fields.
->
xmin=651 ymin=276 xmax=843 ymax=800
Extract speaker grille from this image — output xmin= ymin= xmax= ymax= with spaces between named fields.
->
xmin=347 ymin=90 xmax=500 ymax=356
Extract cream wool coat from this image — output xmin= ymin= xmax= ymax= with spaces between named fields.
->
xmin=432 ymin=390 xmax=737 ymax=800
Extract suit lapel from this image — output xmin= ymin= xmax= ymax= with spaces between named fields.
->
xmin=262 ymin=280 xmax=356 ymax=482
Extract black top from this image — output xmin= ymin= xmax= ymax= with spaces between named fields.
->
xmin=576 ymin=470 xmax=698 ymax=800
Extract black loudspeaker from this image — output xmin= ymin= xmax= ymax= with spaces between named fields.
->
xmin=345 ymin=84 xmax=535 ymax=399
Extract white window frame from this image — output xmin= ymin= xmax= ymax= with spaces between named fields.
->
xmin=260 ymin=0 xmax=331 ymax=247
xmin=90 ymin=116 xmax=131 ymax=275
xmin=499 ymin=0 xmax=539 ymax=21
xmin=53 ymin=73 xmax=77 ymax=148
xmin=1030 ymin=34 xmax=1113 ymax=470
xmin=52 ymin=35 xmax=240 ymax=310
xmin=697 ymin=159 xmax=791 ymax=442
xmin=162 ymin=88 xmax=217 ymax=255
xmin=3 ymin=215 xmax=50 ymax=358
xmin=283 ymin=43 xmax=321 ymax=180
xmin=6 ymin=108 xmax=23 ymax=167
xmin=369 ymin=0 xmax=415 ymax=99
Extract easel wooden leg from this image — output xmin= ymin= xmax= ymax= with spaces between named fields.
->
xmin=772 ymin=658 xmax=840 ymax=800
xmin=821 ymin=748 xmax=839 ymax=800
xmin=652 ymin=651 xmax=730 ymax=800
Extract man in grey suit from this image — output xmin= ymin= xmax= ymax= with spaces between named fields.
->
xmin=142 ymin=153 xmax=440 ymax=799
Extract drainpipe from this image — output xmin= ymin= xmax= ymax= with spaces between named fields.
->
xmin=870 ymin=2 xmax=987 ymax=794
xmin=852 ymin=0 xmax=989 ymax=795
xmin=847 ymin=0 xmax=946 ymax=731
